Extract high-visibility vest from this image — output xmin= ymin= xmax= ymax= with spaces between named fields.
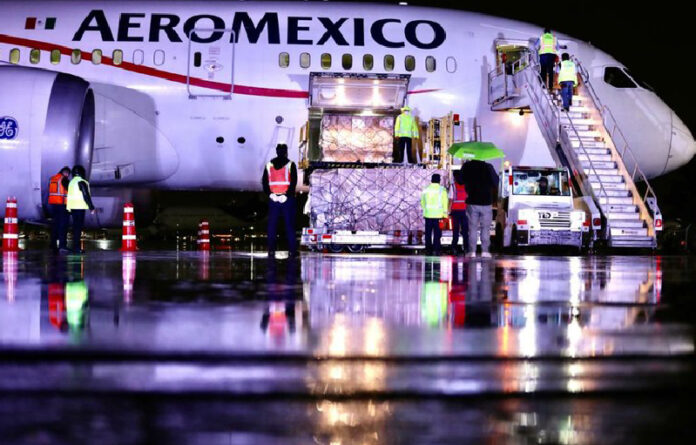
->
xmin=539 ymin=33 xmax=557 ymax=55
xmin=451 ymin=183 xmax=468 ymax=211
xmin=421 ymin=184 xmax=448 ymax=219
xmin=395 ymin=112 xmax=419 ymax=138
xmin=558 ymin=60 xmax=578 ymax=85
xmin=47 ymin=173 xmax=67 ymax=205
xmin=267 ymin=162 xmax=291 ymax=194
xmin=66 ymin=176 xmax=90 ymax=210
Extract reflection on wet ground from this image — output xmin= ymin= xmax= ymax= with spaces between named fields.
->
xmin=1 ymin=251 xmax=695 ymax=443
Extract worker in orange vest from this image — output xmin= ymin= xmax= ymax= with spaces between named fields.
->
xmin=450 ymin=170 xmax=469 ymax=254
xmin=46 ymin=166 xmax=71 ymax=252
xmin=261 ymin=144 xmax=298 ymax=258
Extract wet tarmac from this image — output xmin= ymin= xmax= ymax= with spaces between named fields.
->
xmin=1 ymin=250 xmax=695 ymax=443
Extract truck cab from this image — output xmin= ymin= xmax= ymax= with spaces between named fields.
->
xmin=495 ymin=166 xmax=590 ymax=250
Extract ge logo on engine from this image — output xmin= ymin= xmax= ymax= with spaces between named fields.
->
xmin=0 ymin=116 xmax=18 ymax=140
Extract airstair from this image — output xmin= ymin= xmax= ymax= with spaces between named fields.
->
xmin=488 ymin=51 xmax=662 ymax=248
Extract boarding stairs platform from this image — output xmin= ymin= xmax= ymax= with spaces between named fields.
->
xmin=488 ymin=53 xmax=662 ymax=249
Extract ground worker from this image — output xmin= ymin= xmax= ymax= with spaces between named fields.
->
xmin=66 ymin=165 xmax=95 ymax=253
xmin=46 ymin=166 xmax=71 ymax=252
xmin=450 ymin=170 xmax=469 ymax=254
xmin=262 ymin=143 xmax=298 ymax=258
xmin=461 ymin=159 xmax=499 ymax=258
xmin=393 ymin=105 xmax=419 ymax=164
xmin=536 ymin=28 xmax=559 ymax=90
xmin=557 ymin=53 xmax=578 ymax=112
xmin=420 ymin=173 xmax=448 ymax=256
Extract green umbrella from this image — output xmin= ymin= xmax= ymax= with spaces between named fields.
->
xmin=447 ymin=141 xmax=505 ymax=161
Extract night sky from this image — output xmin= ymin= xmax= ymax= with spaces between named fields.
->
xmin=341 ymin=1 xmax=695 ymax=222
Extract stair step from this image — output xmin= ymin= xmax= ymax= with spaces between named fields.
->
xmin=606 ymin=211 xmax=641 ymax=220
xmin=599 ymin=196 xmax=634 ymax=205
xmin=591 ymin=182 xmax=628 ymax=191
xmin=563 ymin=123 xmax=593 ymax=132
xmin=609 ymin=218 xmax=644 ymax=227
xmin=577 ymin=153 xmax=612 ymax=162
xmin=567 ymin=106 xmax=591 ymax=113
xmin=570 ymin=130 xmax=603 ymax=139
xmin=561 ymin=118 xmax=596 ymax=126
xmin=604 ymin=204 xmax=638 ymax=213
xmin=610 ymin=227 xmax=649 ymax=237
xmin=570 ymin=140 xmax=607 ymax=149
xmin=581 ymin=160 xmax=616 ymax=169
xmin=588 ymin=174 xmax=624 ymax=184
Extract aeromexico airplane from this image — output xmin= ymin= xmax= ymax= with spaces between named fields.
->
xmin=1 ymin=0 xmax=694 ymax=226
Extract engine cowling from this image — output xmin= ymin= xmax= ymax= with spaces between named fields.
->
xmin=0 ymin=66 xmax=94 ymax=222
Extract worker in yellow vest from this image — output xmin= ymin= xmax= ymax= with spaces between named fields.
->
xmin=394 ymin=105 xmax=419 ymax=164
xmin=46 ymin=166 xmax=71 ymax=252
xmin=420 ymin=173 xmax=449 ymax=255
xmin=557 ymin=53 xmax=578 ymax=112
xmin=536 ymin=28 xmax=559 ymax=90
xmin=66 ymin=165 xmax=95 ymax=254
xmin=262 ymin=143 xmax=298 ymax=258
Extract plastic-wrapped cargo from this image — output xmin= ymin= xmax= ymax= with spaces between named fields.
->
xmin=309 ymin=168 xmax=447 ymax=232
xmin=319 ymin=115 xmax=394 ymax=163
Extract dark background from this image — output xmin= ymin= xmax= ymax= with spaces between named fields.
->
xmin=338 ymin=1 xmax=695 ymax=223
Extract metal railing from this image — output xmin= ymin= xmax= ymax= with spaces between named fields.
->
xmin=575 ymin=61 xmax=659 ymax=207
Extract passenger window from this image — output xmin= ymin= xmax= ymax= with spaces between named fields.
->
xmin=342 ymin=53 xmax=352 ymax=70
xmin=153 ymin=49 xmax=165 ymax=66
xmin=9 ymin=48 xmax=20 ymax=64
xmin=71 ymin=49 xmax=81 ymax=64
xmin=50 ymin=49 xmax=61 ymax=64
xmin=604 ymin=67 xmax=636 ymax=88
xmin=92 ymin=49 xmax=102 ymax=65
xmin=193 ymin=51 xmax=201 ymax=67
xmin=300 ymin=52 xmax=310 ymax=69
xmin=133 ymin=49 xmax=144 ymax=65
xmin=363 ymin=54 xmax=374 ymax=71
xmin=30 ymin=49 xmax=40 ymax=64
xmin=384 ymin=54 xmax=394 ymax=71
xmin=405 ymin=55 xmax=415 ymax=72
xmin=112 ymin=50 xmax=123 ymax=66
xmin=279 ymin=52 xmax=289 ymax=68
xmin=425 ymin=56 xmax=436 ymax=72
xmin=446 ymin=56 xmax=457 ymax=73
xmin=321 ymin=53 xmax=331 ymax=69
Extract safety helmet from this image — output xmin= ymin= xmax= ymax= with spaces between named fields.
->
xmin=401 ymin=105 xmax=411 ymax=112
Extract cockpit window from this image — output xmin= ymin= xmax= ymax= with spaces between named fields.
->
xmin=622 ymin=68 xmax=655 ymax=92
xmin=603 ymin=66 xmax=637 ymax=88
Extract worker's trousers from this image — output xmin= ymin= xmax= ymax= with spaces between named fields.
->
xmin=70 ymin=209 xmax=86 ymax=252
xmin=467 ymin=205 xmax=493 ymax=254
xmin=539 ymin=53 xmax=556 ymax=90
xmin=424 ymin=218 xmax=442 ymax=255
xmin=560 ymin=81 xmax=574 ymax=110
xmin=394 ymin=137 xmax=416 ymax=164
xmin=48 ymin=204 xmax=68 ymax=251
xmin=268 ymin=197 xmax=297 ymax=255
xmin=450 ymin=210 xmax=469 ymax=253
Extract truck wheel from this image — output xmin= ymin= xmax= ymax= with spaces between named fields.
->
xmin=347 ymin=244 xmax=365 ymax=253
xmin=328 ymin=244 xmax=345 ymax=253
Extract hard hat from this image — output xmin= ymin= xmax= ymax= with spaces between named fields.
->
xmin=401 ymin=105 xmax=411 ymax=112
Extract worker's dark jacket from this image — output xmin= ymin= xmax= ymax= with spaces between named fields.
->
xmin=261 ymin=157 xmax=298 ymax=196
xmin=78 ymin=179 xmax=95 ymax=211
xmin=460 ymin=160 xmax=499 ymax=206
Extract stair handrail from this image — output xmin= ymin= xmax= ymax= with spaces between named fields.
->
xmin=574 ymin=60 xmax=659 ymax=210
xmin=519 ymin=49 xmax=611 ymax=202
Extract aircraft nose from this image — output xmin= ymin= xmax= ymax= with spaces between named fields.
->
xmin=665 ymin=112 xmax=696 ymax=173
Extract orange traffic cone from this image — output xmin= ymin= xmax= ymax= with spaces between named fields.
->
xmin=121 ymin=203 xmax=137 ymax=251
xmin=197 ymin=219 xmax=210 ymax=251
xmin=2 ymin=197 xmax=19 ymax=252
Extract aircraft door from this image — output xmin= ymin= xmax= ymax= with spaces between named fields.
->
xmin=186 ymin=28 xmax=235 ymax=98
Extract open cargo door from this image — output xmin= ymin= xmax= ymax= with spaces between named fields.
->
xmin=308 ymin=73 xmax=410 ymax=110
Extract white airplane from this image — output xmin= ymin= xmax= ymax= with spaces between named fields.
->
xmin=1 ymin=0 xmax=694 ymax=226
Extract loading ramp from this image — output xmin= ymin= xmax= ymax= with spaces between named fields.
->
xmin=488 ymin=49 xmax=662 ymax=249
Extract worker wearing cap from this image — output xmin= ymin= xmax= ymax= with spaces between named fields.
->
xmin=262 ymin=143 xmax=298 ymax=258
xmin=421 ymin=173 xmax=449 ymax=255
xmin=66 ymin=165 xmax=95 ymax=254
xmin=557 ymin=53 xmax=578 ymax=112
xmin=536 ymin=27 xmax=559 ymax=90
xmin=46 ymin=166 xmax=71 ymax=252
xmin=394 ymin=105 xmax=419 ymax=164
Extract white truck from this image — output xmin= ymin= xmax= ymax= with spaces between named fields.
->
xmin=494 ymin=165 xmax=594 ymax=251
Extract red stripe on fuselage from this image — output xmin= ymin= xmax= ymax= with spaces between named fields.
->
xmin=0 ymin=33 xmax=440 ymax=98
